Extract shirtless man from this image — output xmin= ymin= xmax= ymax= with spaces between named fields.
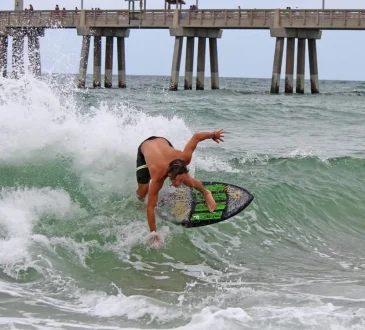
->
xmin=136 ymin=129 xmax=225 ymax=243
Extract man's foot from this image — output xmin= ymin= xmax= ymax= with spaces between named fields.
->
xmin=204 ymin=190 xmax=217 ymax=212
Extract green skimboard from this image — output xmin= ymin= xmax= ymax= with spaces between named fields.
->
xmin=157 ymin=182 xmax=254 ymax=228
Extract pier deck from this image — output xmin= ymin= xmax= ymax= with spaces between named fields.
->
xmin=1 ymin=9 xmax=365 ymax=30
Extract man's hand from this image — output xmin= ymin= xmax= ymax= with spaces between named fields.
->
xmin=184 ymin=176 xmax=217 ymax=212
xmin=148 ymin=231 xmax=164 ymax=249
xmin=182 ymin=129 xmax=225 ymax=164
xmin=204 ymin=190 xmax=217 ymax=212
xmin=212 ymin=129 xmax=225 ymax=143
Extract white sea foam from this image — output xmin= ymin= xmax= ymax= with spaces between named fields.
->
xmin=0 ymin=187 xmax=82 ymax=278
xmin=0 ymin=74 xmax=194 ymax=198
xmin=196 ymin=155 xmax=240 ymax=173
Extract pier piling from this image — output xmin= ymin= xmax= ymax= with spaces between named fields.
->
xmin=28 ymin=35 xmax=41 ymax=76
xmin=169 ymin=36 xmax=184 ymax=91
xmin=209 ymin=38 xmax=219 ymax=90
xmin=296 ymin=39 xmax=306 ymax=94
xmin=0 ymin=35 xmax=8 ymax=77
xmin=196 ymin=37 xmax=206 ymax=90
xmin=12 ymin=33 xmax=25 ymax=79
xmin=285 ymin=38 xmax=295 ymax=94
xmin=77 ymin=35 xmax=90 ymax=88
xmin=104 ymin=36 xmax=114 ymax=88
xmin=184 ymin=36 xmax=194 ymax=90
xmin=308 ymin=39 xmax=319 ymax=94
xmin=93 ymin=36 xmax=102 ymax=88
xmin=270 ymin=37 xmax=284 ymax=94
xmin=117 ymin=37 xmax=127 ymax=88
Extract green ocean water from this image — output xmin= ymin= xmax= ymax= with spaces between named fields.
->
xmin=0 ymin=74 xmax=364 ymax=330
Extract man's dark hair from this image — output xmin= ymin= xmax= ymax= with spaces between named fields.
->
xmin=167 ymin=159 xmax=189 ymax=179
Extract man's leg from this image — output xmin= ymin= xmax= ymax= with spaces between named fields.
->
xmin=136 ymin=183 xmax=149 ymax=201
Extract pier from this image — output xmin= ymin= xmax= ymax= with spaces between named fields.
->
xmin=1 ymin=0 xmax=365 ymax=93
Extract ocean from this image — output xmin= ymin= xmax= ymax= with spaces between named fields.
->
xmin=0 ymin=74 xmax=364 ymax=330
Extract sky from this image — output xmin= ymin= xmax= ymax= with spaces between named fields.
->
xmin=1 ymin=0 xmax=365 ymax=80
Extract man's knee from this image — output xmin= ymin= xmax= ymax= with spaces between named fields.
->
xmin=136 ymin=190 xmax=146 ymax=201
xmin=137 ymin=184 xmax=149 ymax=201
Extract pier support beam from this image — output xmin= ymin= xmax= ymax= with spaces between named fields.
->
xmin=296 ymin=39 xmax=306 ymax=94
xmin=285 ymin=38 xmax=295 ymax=94
xmin=8 ymin=28 xmax=44 ymax=78
xmin=270 ymin=28 xmax=322 ymax=94
xmin=270 ymin=37 xmax=284 ymax=94
xmin=209 ymin=38 xmax=219 ymax=90
xmin=184 ymin=37 xmax=194 ymax=90
xmin=28 ymin=35 xmax=41 ymax=76
xmin=169 ymin=36 xmax=183 ymax=91
xmin=77 ymin=28 xmax=130 ymax=88
xmin=117 ymin=37 xmax=126 ymax=88
xmin=12 ymin=34 xmax=25 ymax=79
xmin=196 ymin=37 xmax=206 ymax=90
xmin=0 ymin=35 xmax=8 ymax=78
xmin=26 ymin=28 xmax=44 ymax=77
xmin=104 ymin=36 xmax=113 ymax=88
xmin=308 ymin=39 xmax=319 ymax=94
xmin=77 ymin=35 xmax=90 ymax=88
xmin=169 ymin=28 xmax=222 ymax=91
xmin=93 ymin=36 xmax=101 ymax=88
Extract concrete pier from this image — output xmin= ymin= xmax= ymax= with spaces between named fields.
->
xmin=196 ymin=37 xmax=206 ymax=90
xmin=184 ymin=36 xmax=194 ymax=90
xmin=0 ymin=6 xmax=333 ymax=94
xmin=169 ymin=36 xmax=183 ymax=91
xmin=12 ymin=34 xmax=25 ymax=79
xmin=209 ymin=38 xmax=219 ymax=90
xmin=0 ymin=35 xmax=8 ymax=77
xmin=93 ymin=36 xmax=101 ymax=88
xmin=77 ymin=35 xmax=90 ymax=88
xmin=308 ymin=39 xmax=319 ymax=94
xmin=117 ymin=37 xmax=126 ymax=88
xmin=296 ymin=39 xmax=306 ymax=94
xmin=285 ymin=38 xmax=295 ymax=94
xmin=270 ymin=37 xmax=284 ymax=94
xmin=104 ymin=36 xmax=114 ymax=88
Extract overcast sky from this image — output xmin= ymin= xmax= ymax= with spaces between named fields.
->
xmin=2 ymin=0 xmax=365 ymax=80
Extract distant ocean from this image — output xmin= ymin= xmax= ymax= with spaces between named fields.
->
xmin=0 ymin=74 xmax=364 ymax=330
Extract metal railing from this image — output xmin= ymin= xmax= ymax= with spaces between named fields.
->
xmin=1 ymin=9 xmax=365 ymax=29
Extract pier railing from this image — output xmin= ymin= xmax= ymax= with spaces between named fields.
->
xmin=1 ymin=9 xmax=365 ymax=29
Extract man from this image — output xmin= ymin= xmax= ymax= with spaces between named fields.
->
xmin=136 ymin=129 xmax=225 ymax=243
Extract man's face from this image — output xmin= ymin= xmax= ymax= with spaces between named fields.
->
xmin=168 ymin=173 xmax=187 ymax=187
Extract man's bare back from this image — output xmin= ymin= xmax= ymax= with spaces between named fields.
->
xmin=141 ymin=138 xmax=186 ymax=180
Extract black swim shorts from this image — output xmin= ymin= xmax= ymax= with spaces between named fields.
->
xmin=136 ymin=136 xmax=173 ymax=184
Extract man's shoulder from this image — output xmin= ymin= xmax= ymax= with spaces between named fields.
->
xmin=177 ymin=152 xmax=191 ymax=165
xmin=149 ymin=165 xmax=167 ymax=180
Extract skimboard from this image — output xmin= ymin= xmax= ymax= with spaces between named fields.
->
xmin=156 ymin=182 xmax=254 ymax=228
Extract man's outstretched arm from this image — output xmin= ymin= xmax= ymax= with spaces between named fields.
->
xmin=146 ymin=180 xmax=164 ymax=232
xmin=182 ymin=129 xmax=224 ymax=163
